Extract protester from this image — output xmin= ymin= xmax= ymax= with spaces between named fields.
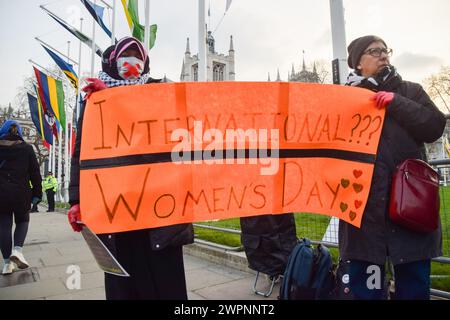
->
xmin=42 ymin=171 xmax=57 ymax=212
xmin=339 ymin=35 xmax=446 ymax=299
xmin=0 ymin=120 xmax=42 ymax=275
xmin=68 ymin=37 xmax=194 ymax=299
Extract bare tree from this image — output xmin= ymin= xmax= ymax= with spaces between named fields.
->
xmin=30 ymin=134 xmax=49 ymax=167
xmin=310 ymin=60 xmax=332 ymax=84
xmin=13 ymin=74 xmax=35 ymax=119
xmin=424 ymin=66 xmax=450 ymax=113
xmin=0 ymin=104 xmax=16 ymax=123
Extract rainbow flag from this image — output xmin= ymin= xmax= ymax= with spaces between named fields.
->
xmin=33 ymin=67 xmax=66 ymax=132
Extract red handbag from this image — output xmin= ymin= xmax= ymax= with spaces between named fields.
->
xmin=389 ymin=159 xmax=440 ymax=233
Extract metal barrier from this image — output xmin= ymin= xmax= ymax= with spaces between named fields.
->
xmin=429 ymin=159 xmax=450 ymax=259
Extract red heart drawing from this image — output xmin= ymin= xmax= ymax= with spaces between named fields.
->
xmin=349 ymin=211 xmax=357 ymax=221
xmin=353 ymin=170 xmax=363 ymax=179
xmin=340 ymin=202 xmax=348 ymax=213
xmin=354 ymin=200 xmax=362 ymax=209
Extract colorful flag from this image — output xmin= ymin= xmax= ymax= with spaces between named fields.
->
xmin=33 ymin=67 xmax=66 ymax=132
xmin=28 ymin=90 xmax=53 ymax=147
xmin=41 ymin=45 xmax=78 ymax=91
xmin=42 ymin=6 xmax=103 ymax=57
xmin=121 ymin=0 xmax=157 ymax=49
xmin=81 ymin=0 xmax=116 ymax=41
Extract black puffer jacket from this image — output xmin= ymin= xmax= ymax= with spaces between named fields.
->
xmin=339 ymin=80 xmax=446 ymax=265
xmin=69 ymin=79 xmax=194 ymax=251
xmin=0 ymin=136 xmax=42 ymax=205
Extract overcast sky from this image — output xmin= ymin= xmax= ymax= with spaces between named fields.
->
xmin=1 ymin=0 xmax=449 ymax=107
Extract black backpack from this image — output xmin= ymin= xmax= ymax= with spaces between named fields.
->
xmin=279 ymin=238 xmax=335 ymax=300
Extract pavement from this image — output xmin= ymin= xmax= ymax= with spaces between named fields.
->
xmin=0 ymin=205 xmax=280 ymax=300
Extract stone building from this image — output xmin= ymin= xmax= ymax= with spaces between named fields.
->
xmin=288 ymin=58 xmax=320 ymax=83
xmin=180 ymin=31 xmax=235 ymax=82
xmin=269 ymin=54 xmax=320 ymax=83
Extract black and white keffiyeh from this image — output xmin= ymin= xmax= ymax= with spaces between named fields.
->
xmin=98 ymin=71 xmax=151 ymax=88
xmin=346 ymin=65 xmax=402 ymax=92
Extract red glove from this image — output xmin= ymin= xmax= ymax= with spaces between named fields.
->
xmin=82 ymin=78 xmax=107 ymax=98
xmin=68 ymin=204 xmax=84 ymax=232
xmin=371 ymin=91 xmax=395 ymax=109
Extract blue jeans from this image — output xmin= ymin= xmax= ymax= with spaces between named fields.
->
xmin=347 ymin=259 xmax=431 ymax=300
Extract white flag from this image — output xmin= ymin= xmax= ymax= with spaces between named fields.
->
xmin=226 ymin=0 xmax=232 ymax=12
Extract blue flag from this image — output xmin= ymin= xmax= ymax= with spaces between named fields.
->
xmin=28 ymin=92 xmax=53 ymax=146
xmin=81 ymin=0 xmax=116 ymax=41
xmin=41 ymin=45 xmax=78 ymax=91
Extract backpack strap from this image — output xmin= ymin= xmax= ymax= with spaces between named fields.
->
xmin=303 ymin=238 xmax=311 ymax=247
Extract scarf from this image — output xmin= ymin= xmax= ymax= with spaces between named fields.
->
xmin=98 ymin=71 xmax=151 ymax=88
xmin=346 ymin=65 xmax=402 ymax=92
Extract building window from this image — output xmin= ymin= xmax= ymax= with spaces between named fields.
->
xmin=192 ymin=64 xmax=198 ymax=81
xmin=213 ymin=62 xmax=225 ymax=81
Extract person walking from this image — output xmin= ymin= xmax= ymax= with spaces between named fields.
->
xmin=67 ymin=37 xmax=194 ymax=299
xmin=0 ymin=120 xmax=42 ymax=275
xmin=339 ymin=35 xmax=446 ymax=300
xmin=42 ymin=171 xmax=57 ymax=212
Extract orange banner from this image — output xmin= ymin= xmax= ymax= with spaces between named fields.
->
xmin=80 ymin=82 xmax=385 ymax=234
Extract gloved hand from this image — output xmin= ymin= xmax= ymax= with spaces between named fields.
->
xmin=82 ymin=78 xmax=107 ymax=98
xmin=371 ymin=91 xmax=395 ymax=109
xmin=68 ymin=204 xmax=84 ymax=232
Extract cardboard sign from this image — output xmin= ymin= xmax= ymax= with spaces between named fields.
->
xmin=80 ymin=225 xmax=129 ymax=277
xmin=79 ymin=82 xmax=385 ymax=234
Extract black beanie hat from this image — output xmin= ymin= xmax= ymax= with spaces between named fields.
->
xmin=347 ymin=35 xmax=387 ymax=69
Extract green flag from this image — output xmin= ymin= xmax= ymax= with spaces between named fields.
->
xmin=121 ymin=0 xmax=157 ymax=49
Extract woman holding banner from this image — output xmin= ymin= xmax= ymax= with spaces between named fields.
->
xmin=339 ymin=35 xmax=446 ymax=299
xmin=68 ymin=37 xmax=194 ymax=300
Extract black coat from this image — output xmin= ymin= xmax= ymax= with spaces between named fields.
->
xmin=339 ymin=80 xmax=446 ymax=265
xmin=0 ymin=136 xmax=42 ymax=205
xmin=69 ymin=79 xmax=194 ymax=252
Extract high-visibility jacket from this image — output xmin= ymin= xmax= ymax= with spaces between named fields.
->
xmin=42 ymin=176 xmax=57 ymax=192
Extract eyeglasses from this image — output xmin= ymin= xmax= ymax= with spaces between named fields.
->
xmin=363 ymin=47 xmax=393 ymax=57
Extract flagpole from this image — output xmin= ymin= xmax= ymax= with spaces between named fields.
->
xmin=48 ymin=144 xmax=52 ymax=174
xmin=198 ymin=0 xmax=207 ymax=81
xmin=57 ymin=126 xmax=63 ymax=202
xmin=144 ymin=0 xmax=150 ymax=50
xmin=59 ymin=30 xmax=66 ymax=201
xmin=75 ymin=18 xmax=83 ymax=122
xmin=35 ymin=37 xmax=79 ymax=66
xmin=67 ymin=113 xmax=72 ymax=201
xmin=51 ymin=140 xmax=56 ymax=176
xmin=91 ymin=0 xmax=97 ymax=77
xmin=329 ymin=0 xmax=348 ymax=85
xmin=28 ymin=59 xmax=65 ymax=81
xmin=111 ymin=0 xmax=116 ymax=45
xmin=64 ymin=41 xmax=71 ymax=203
